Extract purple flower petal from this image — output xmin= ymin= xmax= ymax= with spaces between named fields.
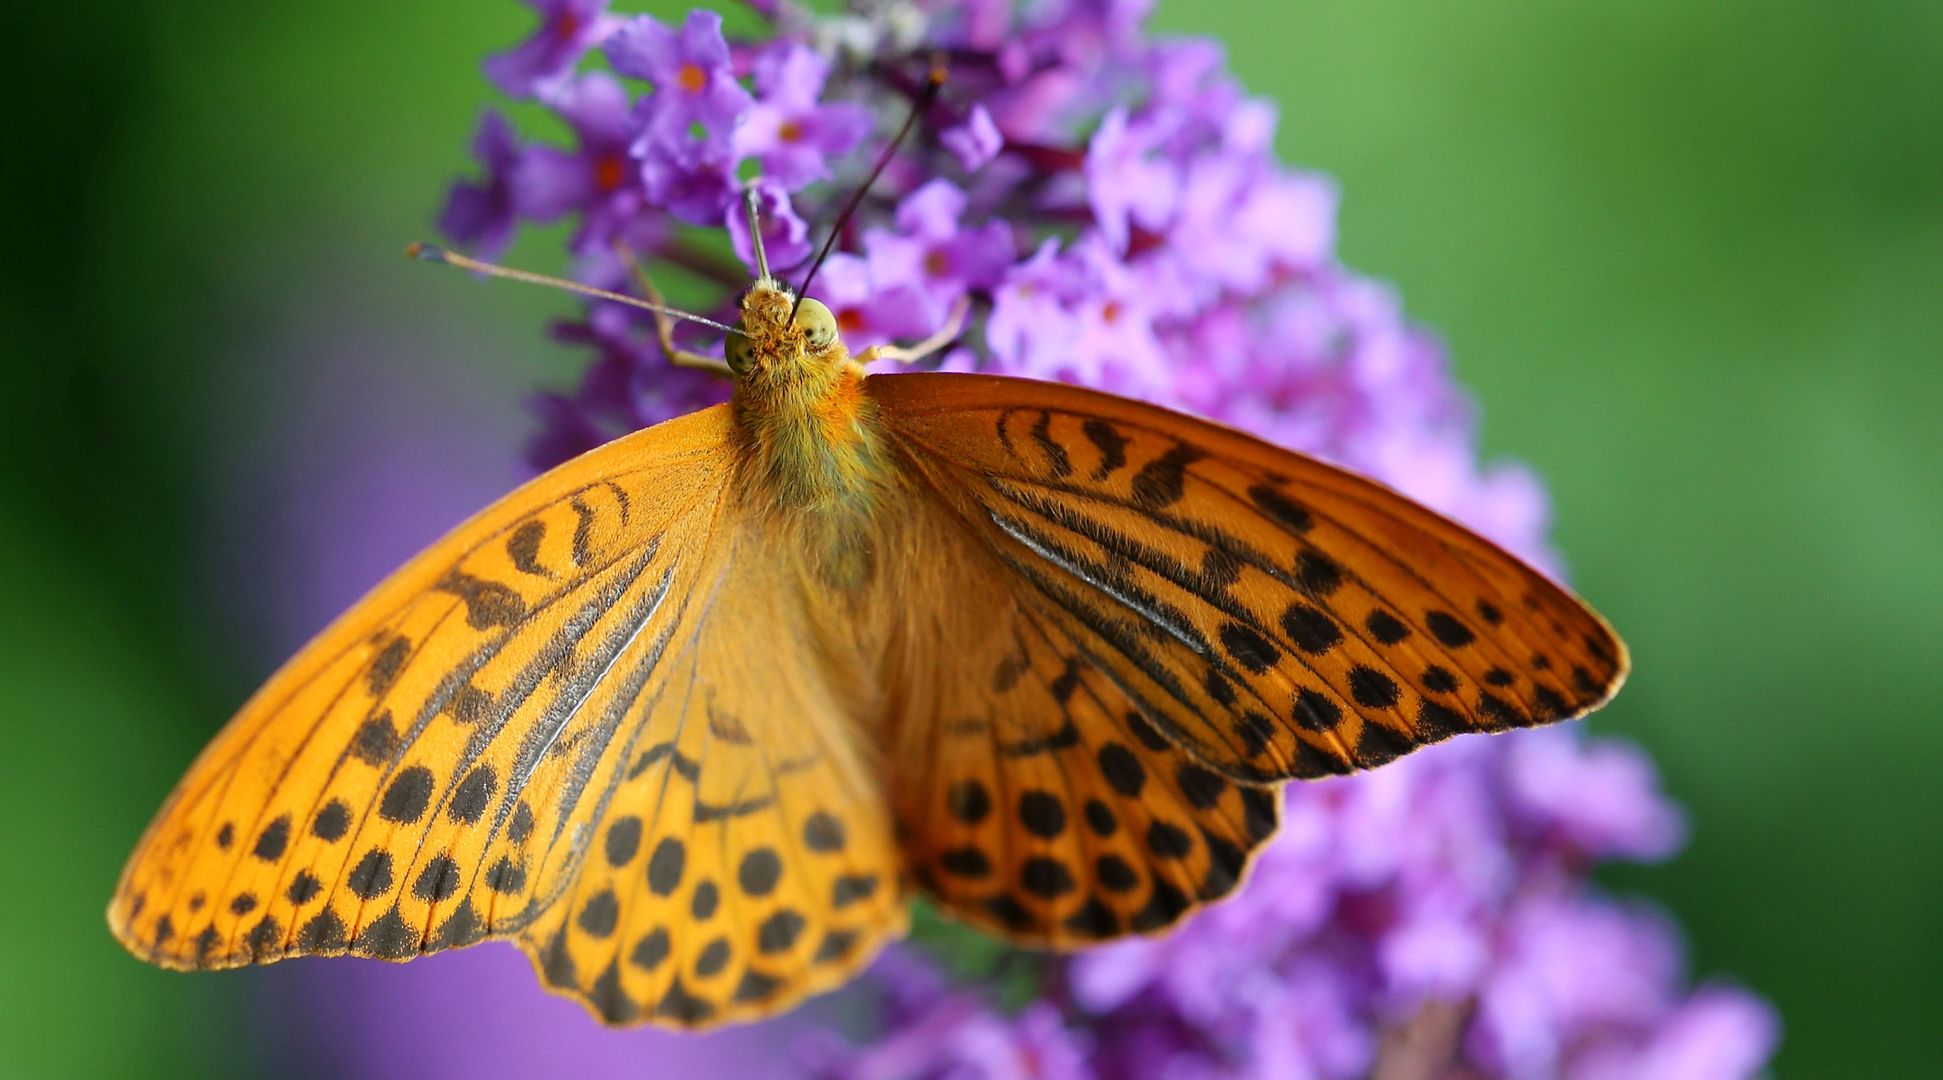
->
xmin=1085 ymin=107 xmax=1179 ymax=253
xmin=483 ymin=0 xmax=619 ymax=98
xmin=810 ymin=253 xmax=934 ymax=352
xmin=605 ymin=10 xmax=752 ymax=139
xmin=1578 ymin=985 xmax=1782 ymax=1080
xmin=942 ymin=104 xmax=1004 ymax=172
xmin=728 ymin=179 xmax=812 ymax=275
xmin=734 ymin=43 xmax=872 ymax=189
xmin=438 ymin=111 xmax=523 ymax=257
xmin=1507 ymin=729 xmax=1687 ymax=860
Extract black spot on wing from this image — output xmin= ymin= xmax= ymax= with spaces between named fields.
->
xmin=1021 ymin=857 xmax=1076 ymax=898
xmin=1354 ymin=721 xmax=1413 ymax=767
xmin=245 ymin=916 xmax=283 ymax=960
xmin=577 ymin=890 xmax=619 ymax=937
xmin=647 ymin=837 xmax=685 ymax=896
xmin=1417 ymin=698 xmax=1467 ymax=740
xmin=351 ymin=712 xmax=400 ymax=767
xmin=1247 ymin=484 xmax=1313 ymax=533
xmin=690 ymin=880 xmax=719 ymax=920
xmin=1219 ymin=622 xmax=1279 ymax=673
xmin=1282 ymin=603 xmax=1343 ymax=654
xmin=1096 ymin=854 xmax=1138 ymax=892
xmin=448 ymin=765 xmax=496 ymax=825
xmin=1295 ymin=549 xmax=1343 ymax=597
xmin=1146 ymin=820 xmax=1193 ymax=859
xmin=1083 ymin=418 xmax=1129 ymax=480
xmin=738 ymin=849 xmax=782 ymax=897
xmin=1129 ymin=878 xmax=1190 ymax=932
xmin=286 ymin=872 xmax=322 ymax=905
xmin=803 ymin=812 xmax=846 ymax=852
xmin=252 ymin=816 xmax=291 ymax=862
xmin=1049 ymin=657 xmax=1083 ymax=703
xmin=297 ymin=910 xmax=347 ymax=951
xmin=948 ymin=781 xmax=992 ymax=824
xmin=435 ymin=899 xmax=485 ymax=949
xmin=631 ymin=927 xmax=670 ymax=970
xmin=1084 ymin=799 xmax=1118 ymax=836
xmin=1293 ymin=687 xmax=1343 ymax=732
xmin=1130 ymin=444 xmax=1204 ymax=510
xmin=507 ymin=520 xmax=551 ymax=577
xmin=356 ymin=908 xmax=420 ymax=960
xmin=568 ymin=496 xmax=596 ymax=565
xmin=1425 ymin=610 xmax=1474 ymax=648
xmin=379 ymin=766 xmax=435 ymax=824
xmin=1030 ymin=411 xmax=1072 ymax=478
xmin=1097 ymin=744 xmax=1146 ymax=797
xmin=435 ymin=571 xmax=526 ymax=630
xmin=312 ymin=801 xmax=351 ymax=842
xmin=812 ymin=930 xmax=858 ymax=965
xmin=413 ymin=855 xmax=463 ymax=902
xmin=367 ymin=637 xmax=411 ymax=696
xmin=604 ymin=816 xmax=642 ymax=867
xmin=1365 ymin=610 xmax=1411 ymax=645
xmin=1347 ymin=666 xmax=1401 ymax=709
xmin=832 ymin=874 xmax=880 ymax=908
xmin=1018 ymin=791 xmax=1067 ymax=838
xmin=591 ymin=961 xmax=636 ymax=1023
xmin=1064 ymin=896 xmax=1120 ymax=937
xmin=347 ymin=850 xmax=394 ymax=899
xmin=1001 ymin=720 xmax=1080 ymax=757
xmin=734 ymin=968 xmax=785 ymax=1003
xmin=1175 ymin=763 xmax=1228 ymax=809
xmin=694 ymin=937 xmax=730 ymax=976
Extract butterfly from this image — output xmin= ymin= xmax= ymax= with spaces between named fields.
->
xmin=107 ymin=223 xmax=1626 ymax=1030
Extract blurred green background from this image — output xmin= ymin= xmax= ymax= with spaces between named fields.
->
xmin=4 ymin=1 xmax=1937 ymax=1075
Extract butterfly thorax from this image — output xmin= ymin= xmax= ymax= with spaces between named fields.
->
xmin=728 ymin=283 xmax=894 ymax=581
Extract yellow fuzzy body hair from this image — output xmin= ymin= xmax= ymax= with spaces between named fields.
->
xmin=727 ymin=280 xmax=899 ymax=587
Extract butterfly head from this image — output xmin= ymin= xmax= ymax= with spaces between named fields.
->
xmin=725 ymin=280 xmax=841 ymax=378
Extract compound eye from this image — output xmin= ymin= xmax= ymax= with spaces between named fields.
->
xmin=793 ymin=298 xmax=837 ymax=349
xmin=724 ymin=322 xmax=755 ymax=374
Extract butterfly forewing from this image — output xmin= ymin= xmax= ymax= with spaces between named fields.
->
xmin=871 ymin=372 xmax=1627 ymax=789
xmin=108 ymin=406 xmax=906 ymax=1028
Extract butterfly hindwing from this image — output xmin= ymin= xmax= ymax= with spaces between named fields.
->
xmin=872 ymin=372 xmax=1628 ymax=787
xmin=880 ymin=547 xmax=1281 ymax=944
xmin=107 ymin=405 xmax=905 ymax=1028
xmin=516 ymin=525 xmax=906 ymax=1026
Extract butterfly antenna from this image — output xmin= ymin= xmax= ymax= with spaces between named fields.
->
xmin=791 ymin=54 xmax=947 ymax=318
xmin=407 ymin=242 xmax=746 ymax=337
xmin=742 ymin=188 xmax=772 ymax=284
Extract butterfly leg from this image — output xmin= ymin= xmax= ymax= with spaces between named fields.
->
xmin=854 ymin=295 xmax=970 ymax=366
xmin=615 ymin=244 xmax=737 ymax=379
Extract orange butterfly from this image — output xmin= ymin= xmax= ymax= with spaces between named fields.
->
xmin=108 ymin=211 xmax=1626 ymax=1029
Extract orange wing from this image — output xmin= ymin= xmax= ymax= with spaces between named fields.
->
xmin=870 ymin=372 xmax=1627 ymax=788
xmin=877 ymin=545 xmax=1282 ymax=945
xmin=107 ymin=405 xmax=906 ymax=1028
xmin=866 ymin=371 xmax=1624 ymax=942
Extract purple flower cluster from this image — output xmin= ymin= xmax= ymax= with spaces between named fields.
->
xmin=436 ymin=1 xmax=1778 ymax=1076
